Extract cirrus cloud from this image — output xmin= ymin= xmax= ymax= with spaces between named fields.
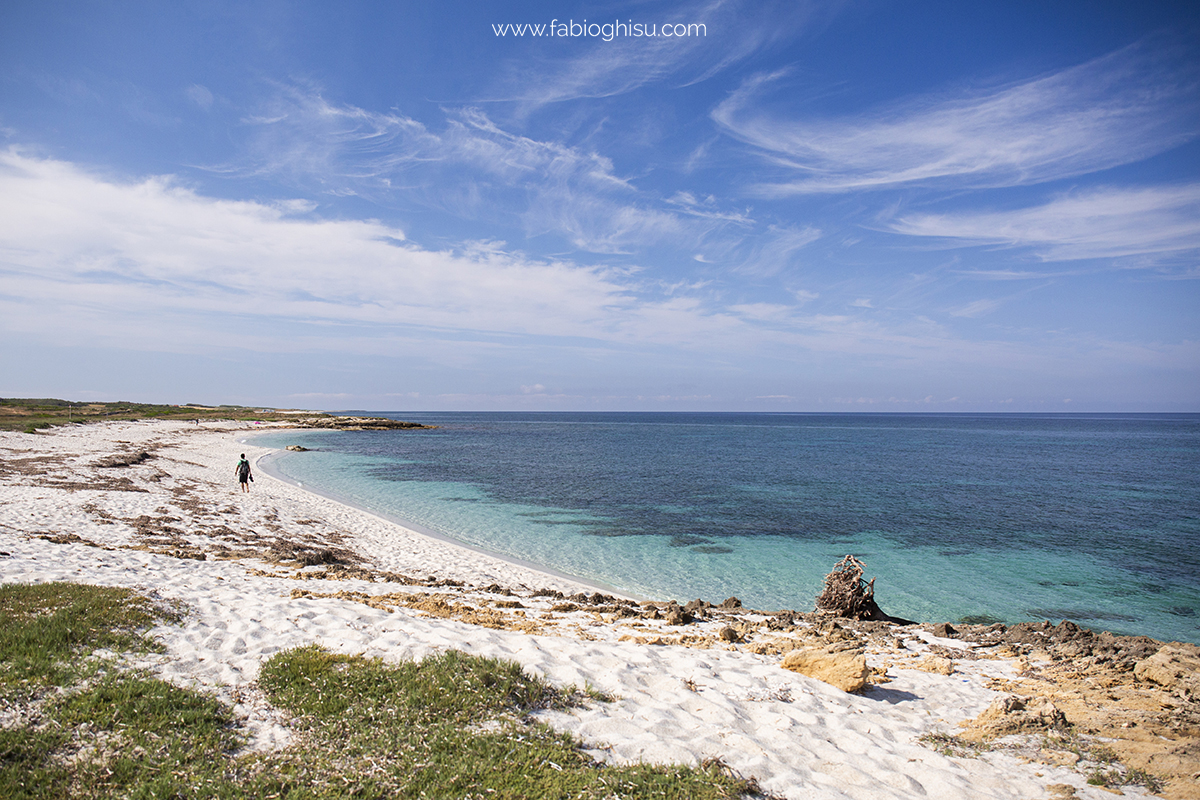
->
xmin=713 ymin=39 xmax=1200 ymax=194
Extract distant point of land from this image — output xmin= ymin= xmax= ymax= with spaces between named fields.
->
xmin=0 ymin=398 xmax=435 ymax=433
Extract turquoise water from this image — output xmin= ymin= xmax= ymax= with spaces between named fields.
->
xmin=251 ymin=413 xmax=1200 ymax=643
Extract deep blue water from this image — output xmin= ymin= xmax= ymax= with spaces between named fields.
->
xmin=252 ymin=413 xmax=1200 ymax=643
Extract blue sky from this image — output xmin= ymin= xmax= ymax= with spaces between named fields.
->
xmin=1 ymin=1 xmax=1197 ymax=411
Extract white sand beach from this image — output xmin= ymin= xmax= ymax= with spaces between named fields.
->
xmin=0 ymin=420 xmax=1179 ymax=799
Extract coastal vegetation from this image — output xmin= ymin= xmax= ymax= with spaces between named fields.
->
xmin=0 ymin=399 xmax=434 ymax=434
xmin=0 ymin=582 xmax=757 ymax=799
xmin=0 ymin=398 xmax=300 ymax=433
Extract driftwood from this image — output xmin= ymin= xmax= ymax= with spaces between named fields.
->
xmin=815 ymin=555 xmax=913 ymax=623
xmin=816 ymin=555 xmax=876 ymax=618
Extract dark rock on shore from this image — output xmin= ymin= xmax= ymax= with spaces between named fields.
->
xmin=952 ymin=618 xmax=1164 ymax=672
xmin=294 ymin=416 xmax=437 ymax=431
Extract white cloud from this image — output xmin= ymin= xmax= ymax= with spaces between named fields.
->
xmin=892 ymin=184 xmax=1200 ymax=261
xmin=1 ymin=148 xmax=1192 ymax=390
xmin=713 ymin=40 xmax=1199 ymax=194
xmin=664 ymin=191 xmax=753 ymax=224
xmin=0 ymin=149 xmax=641 ymax=350
xmin=186 ymin=84 xmax=214 ymax=111
xmin=948 ymin=298 xmax=1003 ymax=318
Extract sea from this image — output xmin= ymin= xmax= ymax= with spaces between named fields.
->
xmin=250 ymin=412 xmax=1200 ymax=645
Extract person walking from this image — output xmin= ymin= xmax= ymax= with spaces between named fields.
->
xmin=235 ymin=454 xmax=253 ymax=492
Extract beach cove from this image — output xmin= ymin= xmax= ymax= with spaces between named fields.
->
xmin=1 ymin=419 xmax=1197 ymax=798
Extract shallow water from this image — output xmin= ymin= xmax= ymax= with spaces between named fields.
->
xmin=252 ymin=412 xmax=1200 ymax=643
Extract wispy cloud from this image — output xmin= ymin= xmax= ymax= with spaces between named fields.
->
xmin=735 ymin=224 xmax=821 ymax=275
xmin=948 ymin=298 xmax=1004 ymax=318
xmin=713 ymin=39 xmax=1200 ymax=194
xmin=186 ymin=84 xmax=214 ymax=111
xmin=231 ymin=89 xmax=743 ymax=254
xmin=891 ymin=183 xmax=1200 ymax=261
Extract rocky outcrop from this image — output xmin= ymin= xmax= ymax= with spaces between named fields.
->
xmin=780 ymin=640 xmax=869 ymax=692
xmin=295 ymin=416 xmax=437 ymax=431
xmin=1134 ymin=643 xmax=1200 ymax=699
xmin=968 ymin=694 xmax=1069 ymax=737
xmin=955 ymin=619 xmax=1163 ymax=672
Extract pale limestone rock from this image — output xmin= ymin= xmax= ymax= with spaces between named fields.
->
xmin=973 ymin=694 xmax=1067 ymax=734
xmin=913 ymin=656 xmax=954 ymax=675
xmin=780 ymin=640 xmax=868 ymax=692
xmin=1134 ymin=643 xmax=1200 ymax=698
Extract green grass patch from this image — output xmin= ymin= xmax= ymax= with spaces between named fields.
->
xmin=254 ymin=644 xmax=755 ymax=798
xmin=0 ymin=584 xmax=761 ymax=799
xmin=0 ymin=583 xmax=176 ymax=694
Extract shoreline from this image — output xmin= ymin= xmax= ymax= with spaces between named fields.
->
xmin=251 ymin=442 xmax=642 ymax=602
xmin=1 ymin=419 xmax=1196 ymax=799
xmin=244 ymin=413 xmax=1200 ymax=645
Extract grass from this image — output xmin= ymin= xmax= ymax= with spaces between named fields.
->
xmin=253 ymin=645 xmax=754 ymax=798
xmin=0 ymin=582 xmax=760 ymax=799
xmin=916 ymin=732 xmax=992 ymax=759
xmin=0 ymin=582 xmax=176 ymax=693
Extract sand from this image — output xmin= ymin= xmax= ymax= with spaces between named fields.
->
xmin=0 ymin=419 xmax=1166 ymax=799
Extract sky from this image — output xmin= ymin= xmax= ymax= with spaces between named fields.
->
xmin=1 ymin=1 xmax=1198 ymax=412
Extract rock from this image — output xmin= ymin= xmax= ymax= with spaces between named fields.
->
xmin=285 ymin=445 xmax=309 ymax=451
xmin=766 ymin=611 xmax=798 ymax=631
xmin=815 ymin=619 xmax=856 ymax=642
xmin=930 ymin=622 xmax=957 ymax=638
xmin=973 ymin=695 xmax=1068 ymax=735
xmin=780 ymin=640 xmax=869 ymax=692
xmin=1134 ymin=643 xmax=1200 ymax=698
xmin=718 ymin=626 xmax=740 ymax=643
xmin=1043 ymin=750 xmax=1080 ymax=767
xmin=295 ymin=416 xmax=436 ymax=430
xmin=664 ymin=605 xmax=694 ymax=626
xmin=913 ymin=656 xmax=955 ymax=675
xmin=720 ymin=596 xmax=742 ymax=609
